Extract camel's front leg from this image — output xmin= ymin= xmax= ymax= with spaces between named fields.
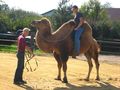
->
xmin=56 ymin=61 xmax=62 ymax=80
xmin=61 ymin=55 xmax=68 ymax=83
xmin=62 ymin=61 xmax=68 ymax=83
xmin=53 ymin=52 xmax=62 ymax=80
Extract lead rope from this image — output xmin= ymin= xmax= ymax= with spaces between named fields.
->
xmin=25 ymin=50 xmax=39 ymax=72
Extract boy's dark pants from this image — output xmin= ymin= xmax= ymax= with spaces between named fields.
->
xmin=14 ymin=51 xmax=25 ymax=82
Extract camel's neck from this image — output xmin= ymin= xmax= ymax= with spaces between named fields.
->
xmin=35 ymin=28 xmax=55 ymax=53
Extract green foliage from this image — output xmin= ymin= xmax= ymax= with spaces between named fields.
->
xmin=0 ymin=4 xmax=10 ymax=32
xmin=8 ymin=9 xmax=41 ymax=31
xmin=110 ymin=22 xmax=120 ymax=39
xmin=80 ymin=0 xmax=120 ymax=40
xmin=50 ymin=0 xmax=73 ymax=30
xmin=0 ymin=44 xmax=17 ymax=53
xmin=92 ymin=20 xmax=112 ymax=39
xmin=0 ymin=0 xmax=120 ymax=40
xmin=0 ymin=3 xmax=41 ymax=33
xmin=0 ymin=44 xmax=44 ymax=54
xmin=48 ymin=0 xmax=120 ymax=39
xmin=80 ymin=0 xmax=110 ymax=25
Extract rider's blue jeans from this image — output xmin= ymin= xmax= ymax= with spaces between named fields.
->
xmin=74 ymin=27 xmax=84 ymax=54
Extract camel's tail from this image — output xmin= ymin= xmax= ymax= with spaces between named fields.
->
xmin=97 ymin=44 xmax=101 ymax=53
xmin=94 ymin=39 xmax=101 ymax=53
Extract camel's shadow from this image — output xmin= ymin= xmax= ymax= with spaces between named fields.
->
xmin=15 ymin=80 xmax=120 ymax=90
xmin=54 ymin=81 xmax=120 ymax=90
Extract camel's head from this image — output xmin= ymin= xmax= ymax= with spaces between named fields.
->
xmin=31 ymin=18 xmax=51 ymax=31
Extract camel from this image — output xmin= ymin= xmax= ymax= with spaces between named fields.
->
xmin=31 ymin=18 xmax=100 ymax=83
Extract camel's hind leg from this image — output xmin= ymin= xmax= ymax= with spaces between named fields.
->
xmin=93 ymin=53 xmax=100 ymax=80
xmin=85 ymin=53 xmax=93 ymax=81
xmin=53 ymin=52 xmax=62 ymax=80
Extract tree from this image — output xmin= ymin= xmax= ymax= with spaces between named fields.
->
xmin=8 ymin=9 xmax=41 ymax=31
xmin=110 ymin=21 xmax=120 ymax=39
xmin=0 ymin=2 xmax=42 ymax=33
xmin=80 ymin=0 xmax=110 ymax=25
xmin=50 ymin=0 xmax=73 ymax=30
xmin=0 ymin=3 xmax=10 ymax=33
xmin=80 ymin=0 xmax=111 ymax=39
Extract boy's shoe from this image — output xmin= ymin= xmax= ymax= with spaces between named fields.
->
xmin=20 ymin=80 xmax=27 ymax=84
xmin=14 ymin=80 xmax=27 ymax=85
xmin=13 ymin=81 xmax=23 ymax=85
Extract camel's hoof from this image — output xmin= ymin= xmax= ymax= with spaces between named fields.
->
xmin=96 ymin=78 xmax=100 ymax=81
xmin=62 ymin=80 xmax=68 ymax=83
xmin=55 ymin=78 xmax=61 ymax=81
xmin=84 ymin=78 xmax=89 ymax=81
xmin=62 ymin=78 xmax=68 ymax=83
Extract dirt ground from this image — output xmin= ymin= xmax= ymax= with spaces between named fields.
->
xmin=0 ymin=53 xmax=120 ymax=90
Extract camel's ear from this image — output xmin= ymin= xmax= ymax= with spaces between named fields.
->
xmin=42 ymin=20 xmax=50 ymax=26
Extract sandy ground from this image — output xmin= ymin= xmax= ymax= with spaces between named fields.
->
xmin=77 ymin=54 xmax=120 ymax=64
xmin=0 ymin=53 xmax=120 ymax=90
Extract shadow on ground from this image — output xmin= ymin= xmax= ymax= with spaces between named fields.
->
xmin=15 ymin=84 xmax=35 ymax=90
xmin=53 ymin=81 xmax=120 ymax=90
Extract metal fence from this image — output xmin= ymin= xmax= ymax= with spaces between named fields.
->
xmin=97 ymin=40 xmax=120 ymax=54
xmin=0 ymin=38 xmax=120 ymax=54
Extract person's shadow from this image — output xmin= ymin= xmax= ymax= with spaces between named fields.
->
xmin=15 ymin=84 xmax=35 ymax=90
xmin=53 ymin=81 xmax=120 ymax=90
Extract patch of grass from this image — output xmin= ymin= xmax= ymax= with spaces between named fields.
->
xmin=0 ymin=44 xmax=44 ymax=55
xmin=0 ymin=44 xmax=17 ymax=53
xmin=34 ymin=49 xmax=44 ymax=55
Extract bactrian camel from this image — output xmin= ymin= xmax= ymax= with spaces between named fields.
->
xmin=31 ymin=18 xmax=100 ymax=83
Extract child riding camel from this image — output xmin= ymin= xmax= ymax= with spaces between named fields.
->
xmin=72 ymin=5 xmax=84 ymax=58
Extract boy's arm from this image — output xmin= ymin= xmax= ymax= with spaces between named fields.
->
xmin=75 ymin=17 xmax=84 ymax=30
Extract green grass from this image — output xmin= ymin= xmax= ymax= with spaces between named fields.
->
xmin=0 ymin=44 xmax=44 ymax=55
xmin=34 ymin=49 xmax=45 ymax=55
xmin=1 ymin=44 xmax=119 ymax=56
xmin=0 ymin=44 xmax=17 ymax=53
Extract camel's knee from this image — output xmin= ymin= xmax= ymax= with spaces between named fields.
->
xmin=88 ymin=60 xmax=93 ymax=68
xmin=58 ymin=62 xmax=62 ymax=68
xmin=93 ymin=54 xmax=100 ymax=67
xmin=97 ymin=63 xmax=100 ymax=66
xmin=91 ymin=64 xmax=93 ymax=67
xmin=94 ymin=59 xmax=100 ymax=68
xmin=96 ymin=63 xmax=100 ymax=69
xmin=89 ymin=63 xmax=93 ymax=69
xmin=62 ymin=62 xmax=67 ymax=72
xmin=61 ymin=55 xmax=68 ymax=61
